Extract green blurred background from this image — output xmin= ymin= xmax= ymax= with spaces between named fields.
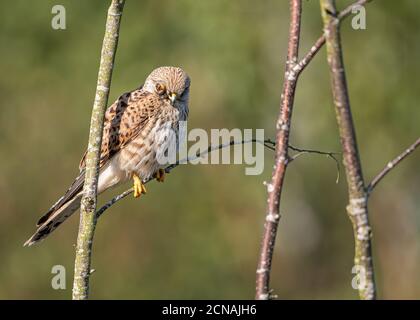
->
xmin=0 ymin=0 xmax=419 ymax=299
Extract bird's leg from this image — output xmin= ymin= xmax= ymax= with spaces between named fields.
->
xmin=155 ymin=168 xmax=166 ymax=183
xmin=132 ymin=173 xmax=147 ymax=198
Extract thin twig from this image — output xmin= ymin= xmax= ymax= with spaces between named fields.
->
xmin=295 ymin=0 xmax=370 ymax=76
xmin=72 ymin=0 xmax=125 ymax=300
xmin=288 ymin=145 xmax=341 ymax=183
xmin=320 ymin=0 xmax=375 ymax=300
xmin=96 ymin=188 xmax=133 ymax=218
xmin=97 ymin=138 xmax=274 ymax=218
xmin=96 ymin=139 xmax=339 ymax=218
xmin=367 ymin=137 xmax=420 ymax=194
xmin=338 ymin=0 xmax=372 ymax=19
xmin=288 ymin=144 xmax=340 ymax=157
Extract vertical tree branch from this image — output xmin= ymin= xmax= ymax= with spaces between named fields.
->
xmin=72 ymin=0 xmax=125 ymax=300
xmin=320 ymin=0 xmax=376 ymax=299
xmin=255 ymin=0 xmax=302 ymax=300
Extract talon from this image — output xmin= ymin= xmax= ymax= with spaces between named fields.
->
xmin=156 ymin=169 xmax=166 ymax=183
xmin=133 ymin=173 xmax=147 ymax=198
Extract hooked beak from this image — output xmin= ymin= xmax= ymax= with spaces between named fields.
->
xmin=168 ymin=92 xmax=177 ymax=104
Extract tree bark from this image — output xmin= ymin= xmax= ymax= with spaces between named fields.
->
xmin=72 ymin=0 xmax=125 ymax=300
xmin=255 ymin=0 xmax=302 ymax=300
xmin=320 ymin=0 xmax=376 ymax=300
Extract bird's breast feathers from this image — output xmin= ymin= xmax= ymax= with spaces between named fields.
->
xmin=96 ymin=89 xmax=188 ymax=192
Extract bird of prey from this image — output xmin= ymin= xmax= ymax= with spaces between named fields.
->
xmin=24 ymin=66 xmax=190 ymax=246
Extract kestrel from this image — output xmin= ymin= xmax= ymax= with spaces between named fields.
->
xmin=25 ymin=66 xmax=190 ymax=246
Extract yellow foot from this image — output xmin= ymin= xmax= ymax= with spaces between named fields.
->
xmin=133 ymin=173 xmax=147 ymax=198
xmin=155 ymin=169 xmax=166 ymax=183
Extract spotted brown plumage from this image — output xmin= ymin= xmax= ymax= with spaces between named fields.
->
xmin=25 ymin=66 xmax=190 ymax=246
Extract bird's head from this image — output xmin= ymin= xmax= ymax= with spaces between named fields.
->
xmin=143 ymin=66 xmax=191 ymax=106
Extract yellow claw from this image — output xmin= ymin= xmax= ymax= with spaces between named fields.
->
xmin=133 ymin=173 xmax=147 ymax=198
xmin=156 ymin=169 xmax=166 ymax=183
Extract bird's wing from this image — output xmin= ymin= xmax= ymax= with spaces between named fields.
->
xmin=37 ymin=87 xmax=165 ymax=227
xmin=79 ymin=86 xmax=165 ymax=170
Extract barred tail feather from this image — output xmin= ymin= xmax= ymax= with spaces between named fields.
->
xmin=24 ymin=192 xmax=83 ymax=246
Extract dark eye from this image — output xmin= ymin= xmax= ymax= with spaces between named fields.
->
xmin=155 ymin=83 xmax=166 ymax=95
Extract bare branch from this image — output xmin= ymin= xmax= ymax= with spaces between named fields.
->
xmin=72 ymin=0 xmax=125 ymax=300
xmin=255 ymin=0 xmax=303 ymax=301
xmin=254 ymin=0 xmax=372 ymax=300
xmin=338 ymin=0 xmax=372 ymax=19
xmin=288 ymin=145 xmax=341 ymax=183
xmin=288 ymin=144 xmax=340 ymax=158
xmin=295 ymin=0 xmax=371 ymax=76
xmin=96 ymin=139 xmax=275 ymax=218
xmin=95 ymin=139 xmax=339 ymax=219
xmin=320 ymin=0 xmax=375 ymax=300
xmin=367 ymin=137 xmax=420 ymax=194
